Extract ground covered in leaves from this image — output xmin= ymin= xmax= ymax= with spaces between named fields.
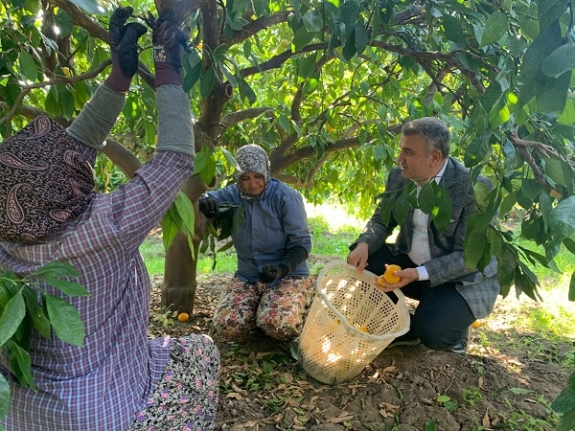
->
xmin=149 ymin=265 xmax=572 ymax=431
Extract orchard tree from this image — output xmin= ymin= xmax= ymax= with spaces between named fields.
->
xmin=2 ymin=0 xmax=575 ymax=427
xmin=1 ymin=0 xmax=575 ymax=323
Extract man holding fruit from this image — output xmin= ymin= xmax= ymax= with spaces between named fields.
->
xmin=346 ymin=117 xmax=500 ymax=354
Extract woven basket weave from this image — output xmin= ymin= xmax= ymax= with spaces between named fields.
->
xmin=298 ymin=261 xmax=410 ymax=384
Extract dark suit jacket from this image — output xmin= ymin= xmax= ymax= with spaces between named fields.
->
xmin=353 ymin=157 xmax=500 ymax=318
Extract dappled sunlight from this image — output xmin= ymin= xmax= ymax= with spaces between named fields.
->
xmin=487 ymin=285 xmax=575 ymax=339
xmin=305 ymin=200 xmax=365 ymax=231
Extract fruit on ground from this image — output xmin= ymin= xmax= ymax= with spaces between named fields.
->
xmin=177 ymin=312 xmax=190 ymax=322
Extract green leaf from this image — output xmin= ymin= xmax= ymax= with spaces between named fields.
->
xmin=464 ymin=133 xmax=490 ymax=167
xmin=338 ymin=2 xmax=359 ymax=25
xmin=537 ymin=68 xmax=570 ymax=112
xmin=431 ymin=188 xmax=452 ymax=233
xmin=299 ymin=55 xmax=317 ymax=78
xmin=437 ymin=394 xmax=451 ymax=403
xmin=379 ymin=193 xmax=395 ymax=226
xmin=220 ymin=147 xmax=238 ymax=170
xmin=552 ymin=382 xmax=575 ymax=413
xmin=303 ymin=9 xmax=323 ymax=33
xmin=6 ymin=340 xmax=35 ymax=389
xmin=0 ymin=290 xmax=25 ymax=345
xmin=549 ymin=196 xmax=575 ymax=241
xmin=18 ymin=51 xmax=37 ymax=81
xmin=509 ymin=387 xmax=532 ymax=395
xmin=43 ymin=278 xmax=89 ymax=297
xmin=0 ymin=373 xmax=10 ymax=419
xmin=418 ymin=183 xmax=436 ymax=214
xmin=232 ymin=206 xmax=246 ymax=237
xmin=238 ymin=76 xmax=256 ymax=105
xmin=162 ymin=206 xmax=180 ymax=250
xmin=32 ymin=261 xmax=80 ymax=279
xmin=542 ymin=44 xmax=575 ymax=79
xmin=393 ymin=191 xmax=410 ymax=226
xmin=519 ymin=21 xmax=562 ymax=107
xmin=200 ymin=66 xmax=216 ymax=98
xmin=54 ymin=8 xmax=73 ymax=39
xmin=480 ymin=11 xmax=508 ymax=47
xmin=545 ymin=158 xmax=574 ymax=193
xmin=354 ymin=23 xmax=368 ymax=56
xmin=465 ymin=218 xmax=488 ymax=270
xmin=22 ymin=287 xmax=51 ymax=339
xmin=44 ymin=294 xmax=84 ymax=347
xmin=217 ymin=241 xmax=235 ymax=253
xmin=538 ymin=0 xmax=570 ymax=32
xmin=569 ymin=270 xmax=575 ymax=301
xmin=557 ymin=406 xmax=575 ymax=431
xmin=293 ymin=26 xmax=314 ymax=52
xmin=441 ymin=15 xmax=464 ymax=43
xmin=174 ymin=193 xmax=196 ymax=247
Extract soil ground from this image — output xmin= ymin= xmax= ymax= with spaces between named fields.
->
xmin=148 ymin=260 xmax=573 ymax=431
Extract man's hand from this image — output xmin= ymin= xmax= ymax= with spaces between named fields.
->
xmin=105 ymin=7 xmax=147 ymax=92
xmin=346 ymin=242 xmax=369 ymax=271
xmin=374 ymin=266 xmax=419 ymax=292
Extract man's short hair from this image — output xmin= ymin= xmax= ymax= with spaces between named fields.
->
xmin=401 ymin=117 xmax=450 ymax=158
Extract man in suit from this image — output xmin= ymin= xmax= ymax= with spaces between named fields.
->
xmin=346 ymin=117 xmax=500 ymax=353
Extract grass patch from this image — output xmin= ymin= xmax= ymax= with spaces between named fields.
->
xmin=140 ymin=202 xmax=365 ymax=277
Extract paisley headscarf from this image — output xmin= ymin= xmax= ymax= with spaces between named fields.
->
xmin=234 ymin=144 xmax=271 ymax=200
xmin=0 ymin=114 xmax=95 ymax=244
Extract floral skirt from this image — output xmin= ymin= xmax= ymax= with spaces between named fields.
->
xmin=212 ymin=276 xmax=315 ymax=341
xmin=128 ymin=334 xmax=220 ymax=431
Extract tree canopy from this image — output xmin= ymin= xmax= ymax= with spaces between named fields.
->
xmin=3 ymin=0 xmax=575 ymax=426
xmin=2 ymin=0 xmax=575 ymax=305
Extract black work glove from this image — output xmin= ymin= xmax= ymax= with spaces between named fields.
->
xmin=259 ymin=246 xmax=309 ymax=283
xmin=199 ymin=196 xmax=219 ymax=218
xmin=105 ymin=7 xmax=147 ymax=93
xmin=259 ymin=264 xmax=289 ymax=283
xmin=149 ymin=10 xmax=190 ymax=87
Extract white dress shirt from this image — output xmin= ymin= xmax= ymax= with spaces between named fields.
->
xmin=409 ymin=160 xmax=448 ymax=280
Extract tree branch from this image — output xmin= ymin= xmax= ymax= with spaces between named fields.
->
xmin=220 ymin=107 xmax=274 ymax=127
xmin=222 ymin=11 xmax=291 ymax=45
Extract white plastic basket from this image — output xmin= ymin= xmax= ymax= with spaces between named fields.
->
xmin=298 ymin=260 xmax=410 ymax=384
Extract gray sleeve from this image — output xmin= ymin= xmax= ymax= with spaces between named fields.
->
xmin=66 ymin=84 xmax=126 ymax=150
xmin=156 ymin=85 xmax=195 ymax=156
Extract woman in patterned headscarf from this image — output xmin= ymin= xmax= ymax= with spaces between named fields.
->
xmin=199 ymin=144 xmax=314 ymax=342
xmin=0 ymin=8 xmax=218 ymax=431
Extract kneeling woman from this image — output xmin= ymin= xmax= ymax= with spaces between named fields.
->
xmin=199 ymin=144 xmax=313 ymax=341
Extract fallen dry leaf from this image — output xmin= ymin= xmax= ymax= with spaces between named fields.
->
xmin=482 ymin=408 xmax=490 ymax=427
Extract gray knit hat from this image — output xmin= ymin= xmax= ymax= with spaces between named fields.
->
xmin=234 ymin=144 xmax=271 ymax=199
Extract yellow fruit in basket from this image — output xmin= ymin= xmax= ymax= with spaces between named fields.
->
xmin=378 ymin=264 xmax=402 ymax=284
xmin=357 ymin=325 xmax=369 ymax=333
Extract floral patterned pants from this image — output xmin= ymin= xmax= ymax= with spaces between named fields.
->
xmin=212 ymin=276 xmax=315 ymax=341
xmin=128 ymin=334 xmax=220 ymax=431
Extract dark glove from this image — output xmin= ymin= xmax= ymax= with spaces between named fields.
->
xmin=259 ymin=264 xmax=289 ymax=283
xmin=149 ymin=10 xmax=190 ymax=87
xmin=105 ymin=7 xmax=147 ymax=93
xmin=259 ymin=246 xmax=309 ymax=283
xmin=199 ymin=197 xmax=219 ymax=218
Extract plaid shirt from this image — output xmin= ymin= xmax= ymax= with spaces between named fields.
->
xmin=0 ymin=144 xmax=193 ymax=430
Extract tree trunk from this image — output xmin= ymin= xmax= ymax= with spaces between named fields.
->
xmin=161 ymin=173 xmax=215 ymax=312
